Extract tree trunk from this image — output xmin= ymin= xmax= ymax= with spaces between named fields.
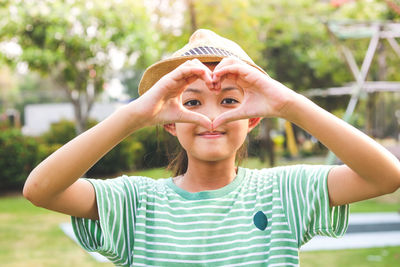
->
xmin=366 ymin=40 xmax=387 ymax=137
xmin=265 ymin=119 xmax=275 ymax=167
xmin=377 ymin=40 xmax=387 ymax=138
xmin=65 ymin=85 xmax=95 ymax=135
xmin=187 ymin=0 xmax=198 ymax=33
xmin=257 ymin=119 xmax=275 ymax=167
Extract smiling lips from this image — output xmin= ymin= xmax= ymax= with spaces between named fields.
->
xmin=197 ymin=131 xmax=226 ymax=138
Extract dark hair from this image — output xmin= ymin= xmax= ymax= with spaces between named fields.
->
xmin=167 ymin=141 xmax=248 ymax=177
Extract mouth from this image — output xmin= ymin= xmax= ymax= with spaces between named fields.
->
xmin=197 ymin=131 xmax=226 ymax=138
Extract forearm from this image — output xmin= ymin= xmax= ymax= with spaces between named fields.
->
xmin=283 ymin=93 xmax=400 ymax=192
xmin=24 ymin=101 xmax=146 ymax=204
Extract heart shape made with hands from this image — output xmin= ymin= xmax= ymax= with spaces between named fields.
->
xmin=179 ymin=60 xmax=269 ymax=130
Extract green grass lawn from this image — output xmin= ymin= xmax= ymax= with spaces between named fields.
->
xmin=1 ymin=157 xmax=399 ymax=266
xmin=0 ymin=196 xmax=113 ymax=267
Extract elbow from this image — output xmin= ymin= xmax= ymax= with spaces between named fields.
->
xmin=23 ymin=180 xmax=40 ymax=207
xmin=391 ymin=168 xmax=400 ymax=193
xmin=382 ymin=173 xmax=400 ymax=195
xmin=393 ymin=176 xmax=400 ymax=193
xmin=23 ymin=175 xmax=47 ymax=208
xmin=384 ymin=184 xmax=400 ymax=195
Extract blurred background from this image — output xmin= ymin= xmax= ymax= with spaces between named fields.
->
xmin=0 ymin=0 xmax=400 ymax=266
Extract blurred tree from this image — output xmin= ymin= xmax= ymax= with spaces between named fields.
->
xmin=156 ymin=0 xmax=343 ymax=91
xmin=164 ymin=0 xmax=398 ymax=91
xmin=252 ymin=0 xmax=348 ymax=91
xmin=182 ymin=0 xmax=263 ymax=64
xmin=0 ymin=0 xmax=160 ymax=134
xmin=0 ymin=67 xmax=17 ymax=113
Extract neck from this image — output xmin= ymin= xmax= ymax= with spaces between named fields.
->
xmin=174 ymin=156 xmax=238 ymax=193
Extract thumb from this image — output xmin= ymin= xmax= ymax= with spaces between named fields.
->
xmin=178 ymin=109 xmax=213 ymax=130
xmin=212 ymin=107 xmax=250 ymax=130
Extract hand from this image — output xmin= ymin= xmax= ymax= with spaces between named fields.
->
xmin=136 ymin=59 xmax=215 ymax=129
xmin=211 ymin=57 xmax=296 ymax=129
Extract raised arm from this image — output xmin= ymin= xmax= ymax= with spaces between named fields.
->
xmin=212 ymin=57 xmax=400 ymax=206
xmin=284 ymin=93 xmax=400 ymax=206
xmin=23 ymin=103 xmax=150 ymax=220
xmin=23 ymin=59 xmax=214 ymax=220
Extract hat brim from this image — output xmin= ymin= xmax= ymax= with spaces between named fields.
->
xmin=138 ymin=55 xmax=267 ymax=95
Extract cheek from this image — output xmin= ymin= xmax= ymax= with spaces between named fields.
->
xmin=228 ymin=120 xmax=249 ymax=143
xmin=174 ymin=123 xmax=195 ymax=147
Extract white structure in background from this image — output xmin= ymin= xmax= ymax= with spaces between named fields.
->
xmin=22 ymin=102 xmax=125 ymax=136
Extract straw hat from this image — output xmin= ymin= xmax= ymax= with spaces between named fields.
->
xmin=138 ymin=29 xmax=267 ymax=95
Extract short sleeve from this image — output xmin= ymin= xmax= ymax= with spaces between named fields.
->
xmin=277 ymin=165 xmax=349 ymax=247
xmin=71 ymin=176 xmax=140 ymax=266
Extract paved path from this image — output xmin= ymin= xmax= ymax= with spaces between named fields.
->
xmin=60 ymin=222 xmax=109 ymax=262
xmin=60 ymin=212 xmax=400 ymax=261
xmin=301 ymin=212 xmax=400 ymax=251
xmin=386 ymin=145 xmax=400 ymax=160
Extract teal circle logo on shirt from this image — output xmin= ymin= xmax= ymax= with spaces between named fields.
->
xmin=253 ymin=211 xmax=268 ymax=231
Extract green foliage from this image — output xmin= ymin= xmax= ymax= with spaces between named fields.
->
xmin=37 ymin=142 xmax=61 ymax=163
xmin=159 ymin=0 xmax=399 ymax=93
xmin=125 ymin=126 xmax=179 ymax=169
xmin=0 ymin=128 xmax=39 ymax=190
xmin=41 ymin=119 xmax=77 ymax=145
xmin=329 ymin=0 xmax=389 ymax=21
xmin=191 ymin=0 xmax=264 ymax=64
xmin=87 ymin=135 xmax=145 ymax=176
xmin=86 ymin=126 xmax=179 ymax=176
xmin=0 ymin=0 xmax=161 ymax=133
xmin=0 ymin=120 xmax=173 ymax=189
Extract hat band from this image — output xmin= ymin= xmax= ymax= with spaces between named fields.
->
xmin=181 ymin=46 xmax=237 ymax=58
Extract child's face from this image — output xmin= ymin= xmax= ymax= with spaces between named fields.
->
xmin=170 ymin=77 xmax=254 ymax=163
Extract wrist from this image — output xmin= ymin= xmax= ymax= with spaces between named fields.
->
xmin=283 ymin=93 xmax=331 ymax=137
xmin=115 ymin=100 xmax=151 ymax=134
xmin=278 ymin=92 xmax=313 ymax=124
xmin=273 ymin=88 xmax=301 ymax=121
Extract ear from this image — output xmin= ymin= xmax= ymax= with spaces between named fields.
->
xmin=247 ymin=117 xmax=262 ymax=133
xmin=163 ymin=123 xmax=177 ymax=136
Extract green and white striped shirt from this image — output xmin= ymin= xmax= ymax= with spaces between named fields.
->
xmin=72 ymin=165 xmax=349 ymax=266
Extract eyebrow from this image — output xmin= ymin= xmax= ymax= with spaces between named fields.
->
xmin=184 ymin=86 xmax=240 ymax=94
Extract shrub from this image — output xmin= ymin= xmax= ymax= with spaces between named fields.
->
xmin=132 ymin=126 xmax=178 ymax=169
xmin=87 ymin=136 xmax=145 ymax=176
xmin=39 ymin=120 xmax=175 ymax=176
xmin=41 ymin=119 xmax=76 ymax=145
xmin=87 ymin=126 xmax=179 ymax=176
xmin=37 ymin=142 xmax=62 ymax=162
xmin=0 ymin=128 xmax=40 ymax=191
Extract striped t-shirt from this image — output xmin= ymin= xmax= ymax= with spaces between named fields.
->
xmin=72 ymin=165 xmax=349 ymax=266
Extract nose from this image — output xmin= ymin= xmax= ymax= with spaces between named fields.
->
xmin=200 ymin=102 xmax=221 ymax=122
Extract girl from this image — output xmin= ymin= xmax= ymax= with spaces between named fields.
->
xmin=23 ymin=29 xmax=400 ymax=266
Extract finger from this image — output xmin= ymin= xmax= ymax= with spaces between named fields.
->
xmin=177 ymin=109 xmax=213 ymax=130
xmin=214 ymin=63 xmax=247 ymax=88
xmin=193 ymin=60 xmax=215 ymax=90
xmin=214 ymin=56 xmax=244 ymax=72
xmin=212 ymin=57 xmax=245 ymax=91
xmin=213 ymin=64 xmax=249 ymax=81
xmin=186 ymin=59 xmax=214 ymax=88
xmin=173 ymin=64 xmax=214 ymax=89
xmin=212 ymin=107 xmax=252 ymax=130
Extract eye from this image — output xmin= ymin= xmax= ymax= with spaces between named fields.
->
xmin=183 ymin=99 xmax=201 ymax=107
xmin=221 ymin=98 xmax=239 ymax=105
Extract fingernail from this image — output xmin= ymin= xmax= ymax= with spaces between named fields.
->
xmin=213 ymin=74 xmax=218 ymax=82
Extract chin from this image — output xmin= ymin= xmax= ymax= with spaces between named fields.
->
xmin=192 ymin=150 xmax=235 ymax=162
